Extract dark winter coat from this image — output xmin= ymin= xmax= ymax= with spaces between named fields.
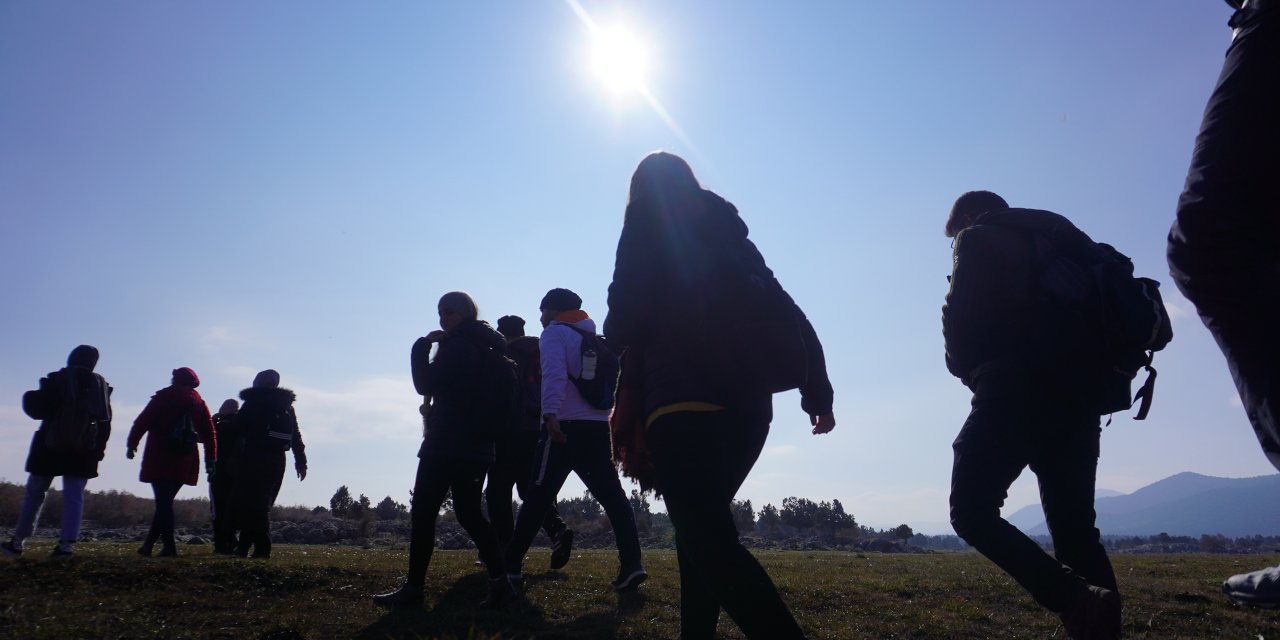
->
xmin=22 ymin=367 xmax=113 ymax=479
xmin=941 ymin=207 xmax=1122 ymax=408
xmin=211 ymin=412 xmax=243 ymax=478
xmin=411 ymin=319 xmax=506 ymax=463
xmin=127 ymin=385 xmax=217 ymax=486
xmin=235 ymin=387 xmax=307 ymax=468
xmin=506 ymin=335 xmax=543 ymax=432
xmin=604 ymin=188 xmax=835 ymax=417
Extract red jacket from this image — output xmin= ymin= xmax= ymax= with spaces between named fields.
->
xmin=127 ymin=385 xmax=216 ymax=486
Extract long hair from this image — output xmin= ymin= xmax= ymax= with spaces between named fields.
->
xmin=628 ymin=151 xmax=702 ymax=208
xmin=438 ymin=291 xmax=479 ymax=322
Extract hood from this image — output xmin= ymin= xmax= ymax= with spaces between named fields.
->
xmin=624 ymin=188 xmax=750 ymax=249
xmin=239 ymin=386 xmax=297 ymax=408
xmin=560 ymin=317 xmax=597 ymax=333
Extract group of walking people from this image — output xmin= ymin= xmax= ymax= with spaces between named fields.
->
xmin=3 ymin=360 xmax=306 ymax=560
xmin=4 ymin=3 xmax=1279 ymax=638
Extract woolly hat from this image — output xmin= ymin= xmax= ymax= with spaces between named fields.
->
xmin=172 ymin=367 xmax=200 ymax=388
xmin=539 ymin=288 xmax=582 ymax=312
xmin=253 ymin=369 xmax=281 ymax=389
xmin=66 ymin=345 xmax=99 ymax=371
xmin=218 ymin=398 xmax=240 ymax=416
xmin=496 ymin=315 xmax=526 ymax=339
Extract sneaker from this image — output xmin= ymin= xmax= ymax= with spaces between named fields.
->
xmin=372 ymin=583 xmax=424 ymax=609
xmin=1 ymin=540 xmax=23 ymax=557
xmin=1223 ymin=565 xmax=1280 ymax=608
xmin=611 ymin=566 xmax=648 ymax=592
xmin=50 ymin=547 xmax=75 ymax=558
xmin=550 ymin=529 xmax=574 ymax=570
xmin=480 ymin=576 xmax=518 ymax=609
xmin=1058 ymin=585 xmax=1120 ymax=640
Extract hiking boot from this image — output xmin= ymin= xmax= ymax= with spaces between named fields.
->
xmin=507 ymin=572 xmax=526 ymax=589
xmin=0 ymin=540 xmax=22 ymax=557
xmin=50 ymin=547 xmax=75 ymax=558
xmin=137 ymin=543 xmax=154 ymax=557
xmin=1223 ymin=565 xmax=1280 ymax=608
xmin=1058 ymin=585 xmax=1121 ymax=640
xmin=550 ymin=529 xmax=574 ymax=570
xmin=611 ymin=566 xmax=648 ymax=592
xmin=157 ymin=547 xmax=178 ymax=558
xmin=480 ymin=576 xmax=518 ymax=609
xmin=372 ymin=583 xmax=424 ymax=609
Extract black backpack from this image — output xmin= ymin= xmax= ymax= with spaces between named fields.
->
xmin=557 ymin=323 xmax=620 ymax=411
xmin=986 ymin=210 xmax=1173 ymax=419
xmin=506 ymin=338 xmax=543 ymax=431
xmin=41 ymin=369 xmax=111 ymax=457
xmin=168 ymin=411 xmax=198 ymax=454
xmin=472 ymin=343 xmax=522 ymax=438
xmin=262 ymin=407 xmax=297 ymax=452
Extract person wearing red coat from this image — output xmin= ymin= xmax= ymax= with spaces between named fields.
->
xmin=126 ymin=367 xmax=216 ymax=557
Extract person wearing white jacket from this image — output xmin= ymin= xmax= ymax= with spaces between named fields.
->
xmin=503 ymin=288 xmax=646 ymax=591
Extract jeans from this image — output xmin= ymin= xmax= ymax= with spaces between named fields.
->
xmin=1168 ymin=3 xmax=1280 ymax=470
xmin=649 ymin=408 xmax=806 ymax=640
xmin=408 ymin=455 xmax=505 ymax=586
xmin=505 ymin=420 xmax=642 ymax=574
xmin=949 ymin=372 xmax=1117 ymax=613
xmin=487 ymin=428 xmax=568 ymax=547
xmin=14 ymin=474 xmax=88 ymax=548
xmin=145 ymin=481 xmax=183 ymax=549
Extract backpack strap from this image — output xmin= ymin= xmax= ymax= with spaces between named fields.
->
xmin=1130 ymin=352 xmax=1158 ymax=421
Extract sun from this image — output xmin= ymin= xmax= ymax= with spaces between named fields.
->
xmin=589 ymin=25 xmax=649 ymax=95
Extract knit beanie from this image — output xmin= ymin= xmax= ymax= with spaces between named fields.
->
xmin=172 ymin=367 xmax=200 ymax=388
xmin=66 ymin=345 xmax=100 ymax=371
xmin=218 ymin=399 xmax=240 ymax=416
xmin=253 ymin=369 xmax=281 ymax=389
xmin=496 ymin=315 xmax=526 ymax=339
xmin=539 ymin=288 xmax=583 ymax=312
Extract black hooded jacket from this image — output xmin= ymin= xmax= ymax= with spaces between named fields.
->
xmin=411 ymin=319 xmax=507 ymax=463
xmin=22 ymin=367 xmax=113 ymax=478
xmin=604 ymin=188 xmax=834 ymax=417
xmin=235 ymin=387 xmax=307 ymax=468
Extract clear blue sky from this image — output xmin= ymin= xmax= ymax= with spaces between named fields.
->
xmin=0 ymin=1 xmax=1263 ymax=534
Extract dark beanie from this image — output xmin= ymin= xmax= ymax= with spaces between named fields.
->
xmin=496 ymin=315 xmax=526 ymax=339
xmin=172 ymin=367 xmax=200 ymax=388
xmin=253 ymin=369 xmax=281 ymax=389
xmin=540 ymin=288 xmax=582 ymax=312
xmin=66 ymin=345 xmax=100 ymax=371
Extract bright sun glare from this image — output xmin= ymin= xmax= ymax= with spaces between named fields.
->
xmin=590 ymin=25 xmax=649 ymax=95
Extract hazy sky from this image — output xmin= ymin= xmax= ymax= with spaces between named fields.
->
xmin=1 ymin=1 xmax=1265 ymax=534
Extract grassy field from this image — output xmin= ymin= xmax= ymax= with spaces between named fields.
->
xmin=1 ymin=544 xmax=1279 ymax=639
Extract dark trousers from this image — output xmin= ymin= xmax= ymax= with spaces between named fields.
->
xmin=235 ymin=451 xmax=285 ymax=558
xmin=949 ymin=373 xmax=1117 ymax=614
xmin=210 ymin=469 xmax=238 ymax=552
xmin=1169 ymin=3 xmax=1280 ymax=471
xmin=408 ymin=455 xmax=505 ymax=586
xmin=506 ymin=420 xmax=641 ymax=574
xmin=649 ymin=408 xmax=805 ymax=640
xmin=145 ymin=481 xmax=183 ymax=549
xmin=487 ymin=429 xmax=568 ymax=547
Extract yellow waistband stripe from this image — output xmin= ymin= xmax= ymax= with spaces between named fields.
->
xmin=644 ymin=402 xmax=726 ymax=429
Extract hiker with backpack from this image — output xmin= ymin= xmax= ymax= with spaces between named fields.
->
xmin=2 ymin=345 xmax=113 ymax=558
xmin=487 ymin=315 xmax=573 ymax=568
xmin=209 ymin=398 xmax=242 ymax=554
xmin=503 ymin=288 xmax=646 ymax=591
xmin=230 ymin=369 xmax=307 ymax=559
xmin=1166 ymin=0 xmax=1280 ymax=608
xmin=373 ymin=291 xmax=516 ymax=609
xmin=604 ymin=152 xmax=835 ymax=639
xmin=943 ymin=191 xmax=1171 ymax=640
xmin=126 ymin=367 xmax=217 ymax=557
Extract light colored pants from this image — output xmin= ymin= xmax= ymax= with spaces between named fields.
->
xmin=14 ymin=474 xmax=88 ymax=548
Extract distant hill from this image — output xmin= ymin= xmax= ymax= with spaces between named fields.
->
xmin=1006 ymin=472 xmax=1280 ymax=537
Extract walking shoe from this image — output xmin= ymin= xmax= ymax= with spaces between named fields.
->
xmin=1223 ymin=565 xmax=1280 ymax=608
xmin=0 ymin=540 xmax=22 ymax=557
xmin=157 ymin=547 xmax=178 ymax=558
xmin=1058 ymin=585 xmax=1120 ymax=640
xmin=50 ymin=545 xmax=75 ymax=558
xmin=480 ymin=576 xmax=518 ymax=609
xmin=611 ymin=566 xmax=648 ymax=592
xmin=372 ymin=583 xmax=424 ymax=609
xmin=550 ymin=529 xmax=575 ymax=570
xmin=507 ymin=572 xmax=526 ymax=588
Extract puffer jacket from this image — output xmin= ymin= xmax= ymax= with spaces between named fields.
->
xmin=411 ymin=319 xmax=506 ymax=463
xmin=127 ymin=385 xmax=216 ymax=486
xmin=22 ymin=367 xmax=113 ymax=479
xmin=236 ymin=387 xmax=307 ymax=468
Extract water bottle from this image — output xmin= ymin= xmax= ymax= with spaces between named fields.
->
xmin=581 ymin=345 xmax=598 ymax=381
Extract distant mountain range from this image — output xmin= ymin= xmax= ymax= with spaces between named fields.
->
xmin=1006 ymin=472 xmax=1280 ymax=537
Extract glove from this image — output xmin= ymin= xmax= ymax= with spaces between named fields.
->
xmin=126 ymin=448 xmax=136 ymax=460
xmin=206 ymin=460 xmax=217 ymax=481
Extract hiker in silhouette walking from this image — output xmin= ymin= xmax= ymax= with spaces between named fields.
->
xmin=231 ymin=369 xmax=307 ymax=559
xmin=374 ymin=291 xmax=516 ymax=609
xmin=2 ymin=345 xmax=113 ymax=558
xmin=210 ymin=398 xmax=241 ymax=554
xmin=1166 ymin=0 xmax=1280 ymax=608
xmin=605 ymin=151 xmax=836 ymax=639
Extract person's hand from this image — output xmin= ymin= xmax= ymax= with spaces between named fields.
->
xmin=126 ymin=447 xmax=136 ymax=460
xmin=545 ymin=415 xmax=567 ymax=444
xmin=424 ymin=330 xmax=447 ymax=343
xmin=297 ymin=465 xmax=308 ymax=481
xmin=206 ymin=460 xmax=217 ymax=482
xmin=810 ymin=412 xmax=836 ymax=435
